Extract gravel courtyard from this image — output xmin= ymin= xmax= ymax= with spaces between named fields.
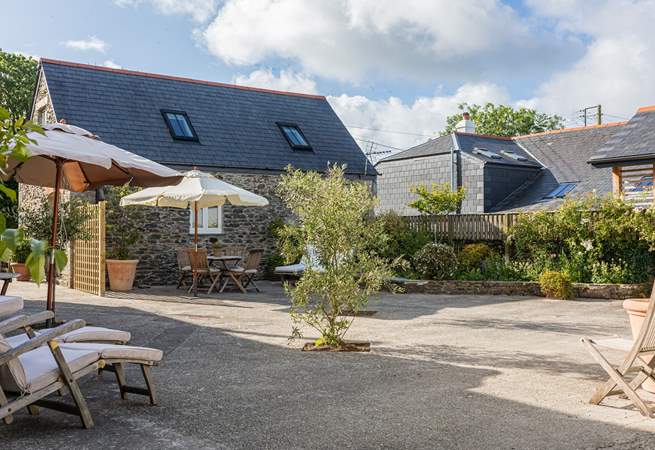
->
xmin=1 ymin=281 xmax=654 ymax=449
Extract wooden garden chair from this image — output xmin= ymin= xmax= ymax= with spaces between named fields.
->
xmin=214 ymin=245 xmax=247 ymax=259
xmin=176 ymin=247 xmax=193 ymax=289
xmin=582 ymin=288 xmax=655 ymax=417
xmin=220 ymin=248 xmax=264 ymax=293
xmin=187 ymin=248 xmax=221 ymax=296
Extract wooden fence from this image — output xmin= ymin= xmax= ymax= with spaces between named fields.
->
xmin=70 ymin=201 xmax=106 ymax=296
xmin=406 ymin=213 xmax=521 ymax=241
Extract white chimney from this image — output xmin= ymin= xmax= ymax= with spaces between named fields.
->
xmin=455 ymin=112 xmax=476 ymax=133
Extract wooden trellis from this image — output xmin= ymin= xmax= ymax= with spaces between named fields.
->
xmin=70 ymin=201 xmax=106 ymax=296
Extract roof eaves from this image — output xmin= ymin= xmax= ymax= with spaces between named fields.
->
xmin=515 ymin=121 xmax=627 ymax=139
xmin=40 ymin=58 xmax=327 ymax=101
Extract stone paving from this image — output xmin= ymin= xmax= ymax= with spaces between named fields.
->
xmin=1 ymin=281 xmax=655 ymax=449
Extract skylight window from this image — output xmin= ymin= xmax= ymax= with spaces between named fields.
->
xmin=161 ymin=110 xmax=198 ymax=141
xmin=500 ymin=150 xmax=528 ymax=161
xmin=545 ymin=183 xmax=576 ymax=199
xmin=472 ymin=147 xmax=501 ymax=159
xmin=277 ymin=123 xmax=311 ymax=150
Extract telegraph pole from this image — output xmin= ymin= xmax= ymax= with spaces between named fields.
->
xmin=579 ymin=105 xmax=602 ymax=126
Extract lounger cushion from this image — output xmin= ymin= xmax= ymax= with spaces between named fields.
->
xmin=592 ymin=337 xmax=634 ymax=351
xmin=0 ymin=345 xmax=99 ymax=393
xmin=4 ymin=326 xmax=131 ymax=347
xmin=0 ymin=334 xmax=26 ymax=393
xmin=0 ymin=296 xmax=23 ymax=317
xmin=60 ymin=342 xmax=163 ymax=362
xmin=274 ymin=263 xmax=305 ymax=275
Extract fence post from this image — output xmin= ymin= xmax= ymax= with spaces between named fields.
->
xmin=447 ymin=215 xmax=454 ymax=244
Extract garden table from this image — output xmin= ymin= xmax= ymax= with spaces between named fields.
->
xmin=207 ymin=256 xmax=245 ymax=294
xmin=0 ymin=272 xmax=20 ymax=295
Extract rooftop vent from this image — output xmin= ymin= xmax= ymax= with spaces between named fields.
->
xmin=500 ymin=150 xmax=527 ymax=161
xmin=455 ymin=112 xmax=476 ymax=134
xmin=473 ymin=147 xmax=501 ymax=159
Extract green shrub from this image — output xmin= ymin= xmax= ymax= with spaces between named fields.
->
xmin=539 ymin=270 xmax=574 ymax=299
xmin=374 ymin=211 xmax=431 ymax=262
xmin=459 ymin=243 xmax=493 ymax=272
xmin=590 ymin=260 xmax=632 ymax=284
xmin=12 ymin=239 xmax=31 ymax=263
xmin=413 ymin=242 xmax=457 ymax=280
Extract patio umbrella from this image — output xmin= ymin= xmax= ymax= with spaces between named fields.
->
xmin=119 ymin=169 xmax=269 ymax=248
xmin=4 ymin=122 xmax=182 ymax=314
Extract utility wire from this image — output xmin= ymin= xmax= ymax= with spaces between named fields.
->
xmin=346 ymin=125 xmax=436 ymax=138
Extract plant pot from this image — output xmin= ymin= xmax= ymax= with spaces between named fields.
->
xmin=106 ymin=259 xmax=139 ymax=291
xmin=10 ymin=263 xmax=31 ymax=282
xmin=622 ymin=298 xmax=655 ymax=392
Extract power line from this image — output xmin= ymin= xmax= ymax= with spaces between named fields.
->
xmin=346 ymin=125 xmax=435 ymax=138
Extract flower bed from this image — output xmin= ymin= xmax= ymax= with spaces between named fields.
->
xmin=390 ymin=278 xmax=649 ymax=300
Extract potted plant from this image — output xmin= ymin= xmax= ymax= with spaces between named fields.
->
xmin=10 ymin=239 xmax=32 ymax=281
xmin=105 ymin=186 xmax=141 ymax=291
xmin=276 ymin=165 xmax=398 ymax=352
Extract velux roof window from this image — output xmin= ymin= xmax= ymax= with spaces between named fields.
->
xmin=162 ymin=110 xmax=198 ymax=141
xmin=545 ymin=183 xmax=576 ymax=199
xmin=277 ymin=123 xmax=311 ymax=150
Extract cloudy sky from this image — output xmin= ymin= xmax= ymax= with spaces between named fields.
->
xmin=2 ymin=0 xmax=654 ymax=152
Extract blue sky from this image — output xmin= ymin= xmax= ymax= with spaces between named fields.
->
xmin=2 ymin=0 xmax=654 ymax=150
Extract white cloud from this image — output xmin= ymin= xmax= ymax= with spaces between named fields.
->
xmin=233 ymin=69 xmax=318 ymax=94
xmin=64 ymin=36 xmax=108 ymax=53
xmin=103 ymin=60 xmax=123 ymax=69
xmin=328 ymin=83 xmax=509 ymax=151
xmin=202 ymin=0 xmax=577 ymax=83
xmin=522 ymin=0 xmax=655 ymax=121
xmin=114 ymin=0 xmax=217 ymax=22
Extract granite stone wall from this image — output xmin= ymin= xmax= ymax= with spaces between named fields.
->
xmin=375 ymin=153 xmax=485 ymax=216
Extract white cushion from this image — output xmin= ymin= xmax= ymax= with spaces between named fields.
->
xmin=0 ymin=296 xmax=23 ymax=317
xmin=593 ymin=337 xmax=635 ymax=352
xmin=5 ymin=326 xmax=131 ymax=347
xmin=274 ymin=263 xmax=305 ymax=275
xmin=0 ymin=334 xmax=26 ymax=393
xmin=0 ymin=345 xmax=99 ymax=393
xmin=60 ymin=343 xmax=163 ymax=362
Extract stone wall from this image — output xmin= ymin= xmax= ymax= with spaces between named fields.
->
xmin=392 ymin=278 xmax=650 ymax=300
xmin=375 ymin=153 xmax=484 ymax=216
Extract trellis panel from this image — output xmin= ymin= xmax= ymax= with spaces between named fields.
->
xmin=70 ymin=201 xmax=105 ymax=296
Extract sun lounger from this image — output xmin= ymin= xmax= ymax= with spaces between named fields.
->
xmin=582 ymin=289 xmax=655 ymax=417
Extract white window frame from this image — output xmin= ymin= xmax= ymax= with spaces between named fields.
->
xmin=189 ymin=205 xmax=223 ymax=235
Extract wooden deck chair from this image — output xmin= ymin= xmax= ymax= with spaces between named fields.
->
xmin=187 ymin=248 xmax=221 ymax=296
xmin=582 ymin=290 xmax=655 ymax=417
xmin=214 ymin=245 xmax=247 ymax=258
xmin=176 ymin=248 xmax=193 ymax=289
xmin=0 ymin=314 xmax=98 ymax=428
xmin=220 ymin=248 xmax=264 ymax=293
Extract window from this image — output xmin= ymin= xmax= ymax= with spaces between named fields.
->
xmin=472 ymin=147 xmax=501 ymax=159
xmin=500 ymin=150 xmax=527 ymax=161
xmin=545 ymin=183 xmax=576 ymax=199
xmin=190 ymin=206 xmax=223 ymax=234
xmin=161 ymin=110 xmax=198 ymax=141
xmin=277 ymin=123 xmax=311 ymax=150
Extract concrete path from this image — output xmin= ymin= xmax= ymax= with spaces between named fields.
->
xmin=1 ymin=281 xmax=654 ymax=449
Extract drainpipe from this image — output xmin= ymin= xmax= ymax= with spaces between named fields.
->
xmin=450 ymin=132 xmax=462 ymax=213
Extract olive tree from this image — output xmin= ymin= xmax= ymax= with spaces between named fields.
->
xmin=277 ymin=165 xmax=396 ymax=348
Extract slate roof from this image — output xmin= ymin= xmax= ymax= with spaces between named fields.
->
xmin=377 ymin=132 xmax=540 ymax=168
xmin=589 ymin=106 xmax=655 ymax=167
xmin=492 ymin=123 xmax=625 ymax=211
xmin=38 ymin=59 xmax=371 ymax=175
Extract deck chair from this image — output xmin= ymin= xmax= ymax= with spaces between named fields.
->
xmin=582 ymin=290 xmax=655 ymax=417
xmin=220 ymin=248 xmax=264 ymax=293
xmin=176 ymin=247 xmax=193 ymax=289
xmin=214 ymin=245 xmax=246 ymax=258
xmin=0 ymin=315 xmax=98 ymax=428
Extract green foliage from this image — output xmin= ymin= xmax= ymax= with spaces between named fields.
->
xmin=539 ymin=270 xmax=574 ymax=300
xmin=105 ymin=186 xmax=141 ymax=260
xmin=0 ymin=51 xmax=38 ymax=118
xmin=409 ymin=182 xmax=466 ymax=215
xmin=277 ymin=165 xmax=397 ymax=348
xmin=11 ymin=238 xmax=31 ymax=263
xmin=509 ymin=195 xmax=655 ymax=283
xmin=19 ymin=197 xmax=92 ymax=248
xmin=373 ymin=211 xmax=431 ymax=266
xmin=413 ymin=242 xmax=457 ymax=280
xmin=458 ymin=243 xmax=493 ymax=272
xmin=442 ymin=103 xmax=564 ymax=137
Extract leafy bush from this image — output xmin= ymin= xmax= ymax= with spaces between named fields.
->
xmin=409 ymin=182 xmax=465 ymax=215
xmin=19 ymin=196 xmax=92 ymax=249
xmin=413 ymin=242 xmax=457 ymax=280
xmin=459 ymin=243 xmax=493 ymax=272
xmin=539 ymin=270 xmax=574 ymax=299
xmin=374 ymin=211 xmax=431 ymax=261
xmin=11 ymin=238 xmax=31 ymax=263
xmin=105 ymin=186 xmax=140 ymax=260
xmin=510 ymin=195 xmax=655 ymax=284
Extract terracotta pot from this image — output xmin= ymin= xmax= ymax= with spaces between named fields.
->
xmin=106 ymin=259 xmax=139 ymax=291
xmin=10 ymin=263 xmax=31 ymax=282
xmin=622 ymin=298 xmax=655 ymax=392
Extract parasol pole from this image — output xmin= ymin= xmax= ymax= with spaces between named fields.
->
xmin=46 ymin=157 xmax=63 ymax=318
